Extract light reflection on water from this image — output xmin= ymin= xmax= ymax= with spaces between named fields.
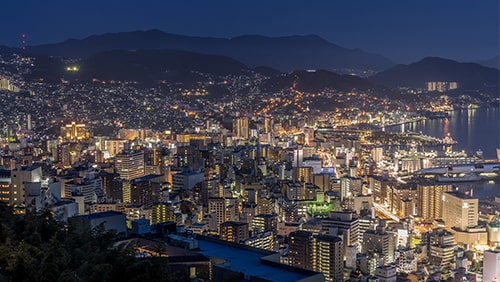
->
xmin=385 ymin=107 xmax=500 ymax=199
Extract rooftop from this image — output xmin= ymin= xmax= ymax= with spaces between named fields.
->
xmin=445 ymin=191 xmax=477 ymax=200
xmin=79 ymin=210 xmax=125 ymax=220
xmin=195 ymin=237 xmax=319 ymax=282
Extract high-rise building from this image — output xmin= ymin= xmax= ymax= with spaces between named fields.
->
xmin=292 ymin=148 xmax=303 ymax=168
xmin=130 ymin=174 xmax=162 ymax=208
xmin=10 ymin=165 xmax=42 ymax=207
xmin=417 ymin=182 xmax=453 ymax=220
xmin=257 ymin=196 xmax=273 ymax=215
xmin=115 ymin=150 xmax=145 ymax=180
xmin=208 ymin=197 xmax=226 ymax=229
xmin=60 ymin=122 xmax=90 ymax=141
xmin=171 ymin=169 xmax=204 ymax=193
xmin=201 ymin=177 xmax=221 ymax=207
xmin=362 ymin=225 xmax=396 ymax=264
xmin=220 ymin=221 xmax=248 ymax=243
xmin=483 ymin=250 xmax=500 ymax=282
xmin=422 ymin=228 xmax=455 ymax=268
xmin=288 ymin=230 xmax=343 ymax=282
xmin=63 ymin=176 xmax=102 ymax=204
xmin=442 ymin=191 xmax=478 ymax=231
xmin=321 ymin=211 xmax=360 ymax=250
xmin=314 ymin=235 xmax=343 ymax=282
xmin=252 ymin=214 xmax=277 ymax=234
xmin=233 ymin=117 xmax=249 ymax=139
xmin=288 ymin=230 xmax=314 ymax=270
xmin=105 ymin=139 xmax=127 ymax=158
xmin=292 ymin=166 xmax=313 ymax=183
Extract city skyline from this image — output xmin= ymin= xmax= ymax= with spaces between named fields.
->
xmin=0 ymin=0 xmax=498 ymax=63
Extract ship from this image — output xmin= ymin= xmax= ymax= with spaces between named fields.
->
xmin=417 ymin=162 xmax=500 ymax=174
xmin=436 ymin=173 xmax=482 ymax=182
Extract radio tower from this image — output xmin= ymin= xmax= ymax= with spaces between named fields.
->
xmin=21 ymin=33 xmax=26 ymax=52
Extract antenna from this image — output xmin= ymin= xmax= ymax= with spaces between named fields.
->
xmin=21 ymin=33 xmax=26 ymax=52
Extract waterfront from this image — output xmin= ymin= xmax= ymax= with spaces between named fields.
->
xmin=387 ymin=107 xmax=500 ymax=160
xmin=387 ymin=107 xmax=500 ymax=198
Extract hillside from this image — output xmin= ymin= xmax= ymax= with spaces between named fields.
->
xmin=369 ymin=57 xmax=499 ymax=94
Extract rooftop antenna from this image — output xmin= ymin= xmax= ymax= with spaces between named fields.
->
xmin=21 ymin=33 xmax=27 ymax=52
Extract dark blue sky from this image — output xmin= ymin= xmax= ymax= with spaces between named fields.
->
xmin=2 ymin=0 xmax=498 ymax=63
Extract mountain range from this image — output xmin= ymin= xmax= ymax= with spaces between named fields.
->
xmin=0 ymin=30 xmax=498 ymax=94
xmin=25 ymin=29 xmax=394 ymax=72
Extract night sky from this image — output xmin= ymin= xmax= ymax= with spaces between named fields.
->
xmin=2 ymin=0 xmax=498 ymax=63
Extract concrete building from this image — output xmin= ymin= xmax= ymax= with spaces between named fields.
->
xmin=220 ymin=221 xmax=249 ymax=243
xmin=10 ymin=165 xmax=42 ymax=207
xmin=362 ymin=225 xmax=396 ymax=264
xmin=483 ymin=250 xmax=500 ymax=282
xmin=68 ymin=211 xmax=127 ymax=237
xmin=442 ymin=191 xmax=478 ymax=231
xmin=288 ymin=230 xmax=343 ymax=282
xmin=416 ymin=182 xmax=453 ymax=220
xmin=115 ymin=150 xmax=145 ymax=180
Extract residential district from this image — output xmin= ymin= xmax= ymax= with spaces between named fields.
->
xmin=0 ymin=53 xmax=499 ymax=282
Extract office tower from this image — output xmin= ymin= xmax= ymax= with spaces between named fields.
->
xmin=97 ymin=171 xmax=119 ymax=200
xmin=321 ymin=211 xmax=360 ymax=250
xmin=483 ymin=250 xmax=500 ymax=282
xmin=263 ymin=116 xmax=273 ymax=134
xmin=64 ymin=176 xmax=103 ymax=205
xmin=442 ymin=191 xmax=478 ymax=231
xmin=201 ymin=177 xmax=221 ymax=207
xmin=110 ymin=178 xmax=128 ymax=203
xmin=130 ymin=174 xmax=162 ymax=208
xmin=292 ymin=166 xmax=313 ymax=183
xmin=233 ymin=116 xmax=249 ymax=139
xmin=288 ymin=231 xmax=343 ymax=282
xmin=171 ymin=169 xmax=204 ymax=193
xmin=220 ymin=221 xmax=248 ymax=243
xmin=105 ymin=139 xmax=127 ymax=158
xmin=417 ymin=182 xmax=453 ymax=220
xmin=115 ymin=150 xmax=145 ymax=180
xmin=362 ymin=225 xmax=396 ymax=264
xmin=369 ymin=175 xmax=391 ymax=205
xmin=60 ymin=122 xmax=90 ymax=141
xmin=388 ymin=183 xmax=416 ymax=217
xmin=422 ymin=228 xmax=455 ymax=268
xmin=225 ymin=197 xmax=239 ymax=222
xmin=313 ymin=173 xmax=331 ymax=192
xmin=57 ymin=142 xmax=82 ymax=167
xmin=208 ymin=197 xmax=226 ymax=228
xmin=292 ymin=148 xmax=303 ymax=167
